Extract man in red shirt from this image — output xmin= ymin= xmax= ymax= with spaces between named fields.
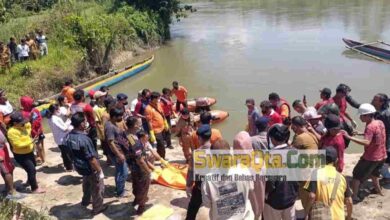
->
xmin=172 ymin=81 xmax=188 ymax=112
xmin=260 ymin=100 xmax=282 ymax=126
xmin=160 ymin=88 xmax=174 ymax=149
xmin=70 ymin=89 xmax=98 ymax=151
xmin=321 ymin=114 xmax=346 ymax=172
xmin=268 ymin=93 xmax=291 ymax=125
xmin=343 ymin=103 xmax=387 ymax=203
xmin=314 ymin=88 xmax=332 ymax=110
xmin=329 ymin=84 xmax=357 ymax=128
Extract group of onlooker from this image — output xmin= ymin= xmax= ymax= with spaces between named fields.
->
xmin=0 ymin=30 xmax=48 ymax=72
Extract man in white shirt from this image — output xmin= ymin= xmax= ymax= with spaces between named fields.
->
xmin=16 ymin=39 xmax=29 ymax=61
xmin=47 ymin=104 xmax=73 ymax=171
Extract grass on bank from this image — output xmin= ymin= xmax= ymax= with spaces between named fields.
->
xmin=0 ymin=45 xmax=82 ymax=104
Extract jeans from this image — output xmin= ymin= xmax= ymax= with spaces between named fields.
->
xmin=13 ymin=152 xmax=38 ymax=191
xmin=82 ymin=173 xmax=105 ymax=213
xmin=110 ymin=155 xmax=128 ymax=196
xmin=58 ymin=145 xmax=73 ymax=171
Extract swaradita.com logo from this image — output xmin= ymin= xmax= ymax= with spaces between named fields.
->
xmin=193 ymin=149 xmax=327 ymax=181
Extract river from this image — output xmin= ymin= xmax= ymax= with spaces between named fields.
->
xmin=109 ymin=0 xmax=390 ymax=152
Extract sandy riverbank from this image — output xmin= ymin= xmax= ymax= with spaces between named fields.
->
xmin=3 ymin=133 xmax=390 ymax=220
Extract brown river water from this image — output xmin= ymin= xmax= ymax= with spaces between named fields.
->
xmin=109 ymin=0 xmax=390 ymax=152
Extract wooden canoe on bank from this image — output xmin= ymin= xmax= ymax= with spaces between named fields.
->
xmin=342 ymin=38 xmax=390 ymax=63
xmin=36 ymin=55 xmax=154 ymax=115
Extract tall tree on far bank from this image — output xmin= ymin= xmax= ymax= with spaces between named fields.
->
xmin=113 ymin=0 xmax=183 ymax=39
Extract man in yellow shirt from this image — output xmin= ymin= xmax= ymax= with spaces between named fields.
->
xmin=305 ymin=147 xmax=353 ymax=220
xmin=7 ymin=111 xmax=45 ymax=194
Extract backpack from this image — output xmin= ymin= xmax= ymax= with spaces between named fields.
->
xmin=310 ymin=173 xmax=341 ymax=220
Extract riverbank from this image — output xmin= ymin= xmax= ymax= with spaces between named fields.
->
xmin=4 ymin=133 xmax=390 ymax=219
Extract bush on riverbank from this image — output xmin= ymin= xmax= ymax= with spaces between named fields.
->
xmin=0 ymin=0 xmax=187 ymax=104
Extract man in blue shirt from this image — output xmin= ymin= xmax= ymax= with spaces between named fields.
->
xmin=64 ymin=112 xmax=107 ymax=216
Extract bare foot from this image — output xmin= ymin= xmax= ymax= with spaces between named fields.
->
xmin=32 ymin=188 xmax=46 ymax=194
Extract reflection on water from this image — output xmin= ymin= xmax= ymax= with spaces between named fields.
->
xmin=110 ymin=0 xmax=390 ymax=152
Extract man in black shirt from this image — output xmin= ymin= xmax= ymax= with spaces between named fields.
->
xmin=7 ymin=37 xmax=17 ymax=64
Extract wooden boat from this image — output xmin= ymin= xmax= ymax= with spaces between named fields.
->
xmin=84 ymin=55 xmax=154 ymax=92
xmin=342 ymin=38 xmax=390 ymax=62
xmin=36 ymin=56 xmax=154 ymax=115
xmin=173 ymin=97 xmax=217 ymax=112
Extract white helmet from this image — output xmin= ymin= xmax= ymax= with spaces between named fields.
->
xmin=358 ymin=103 xmax=376 ymax=115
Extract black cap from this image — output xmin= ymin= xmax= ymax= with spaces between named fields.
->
xmin=336 ymin=84 xmax=351 ymax=94
xmin=245 ymin=98 xmax=255 ymax=106
xmin=99 ymin=85 xmax=109 ymax=92
xmin=10 ymin=111 xmax=28 ymax=124
xmin=324 ymin=146 xmax=338 ymax=163
xmin=268 ymin=124 xmax=290 ymax=142
xmin=116 ymin=93 xmax=128 ymax=101
xmin=319 ymin=88 xmax=331 ymax=96
xmin=318 ymin=103 xmax=340 ymax=116
xmin=324 ymin=114 xmax=341 ymax=129
xmin=255 ymin=116 xmax=270 ymax=131
xmin=197 ymin=124 xmax=212 ymax=139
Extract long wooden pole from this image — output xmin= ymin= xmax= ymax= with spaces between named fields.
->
xmin=345 ymin=46 xmax=390 ymax=64
xmin=378 ymin=41 xmax=390 ymax=47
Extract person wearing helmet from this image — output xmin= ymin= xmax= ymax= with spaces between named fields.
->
xmin=342 ymin=103 xmax=387 ymax=203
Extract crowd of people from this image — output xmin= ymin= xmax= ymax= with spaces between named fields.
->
xmin=0 ymin=30 xmax=48 ymax=73
xmin=0 ymin=80 xmax=389 ymax=220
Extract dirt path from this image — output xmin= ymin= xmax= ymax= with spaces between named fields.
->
xmin=3 ymin=134 xmax=390 ymax=219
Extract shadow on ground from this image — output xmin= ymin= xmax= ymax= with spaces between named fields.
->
xmin=170 ymin=197 xmax=189 ymax=209
xmin=56 ymin=175 xmax=82 ymax=186
xmin=37 ymin=165 xmax=66 ymax=174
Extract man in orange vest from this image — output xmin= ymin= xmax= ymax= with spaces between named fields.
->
xmin=145 ymin=92 xmax=168 ymax=159
xmin=172 ymin=81 xmax=188 ymax=112
xmin=269 ymin=92 xmax=291 ymax=125
xmin=61 ymin=79 xmax=75 ymax=104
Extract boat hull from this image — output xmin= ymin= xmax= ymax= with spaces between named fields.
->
xmin=343 ymin=38 xmax=390 ymax=60
xmin=37 ymin=56 xmax=154 ymax=115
